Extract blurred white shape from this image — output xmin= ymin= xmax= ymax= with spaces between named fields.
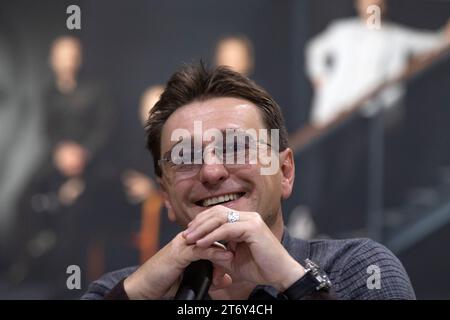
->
xmin=287 ymin=205 xmax=316 ymax=239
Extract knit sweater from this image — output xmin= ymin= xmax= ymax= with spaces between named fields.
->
xmin=81 ymin=230 xmax=415 ymax=300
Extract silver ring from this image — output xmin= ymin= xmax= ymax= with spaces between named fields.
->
xmin=227 ymin=210 xmax=240 ymax=223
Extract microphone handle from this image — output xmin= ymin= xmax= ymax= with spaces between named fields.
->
xmin=174 ymin=260 xmax=213 ymax=300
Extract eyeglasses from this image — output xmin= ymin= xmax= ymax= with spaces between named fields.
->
xmin=158 ymin=138 xmax=276 ymax=180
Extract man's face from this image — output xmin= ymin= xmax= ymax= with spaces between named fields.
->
xmin=356 ymin=0 xmax=386 ymax=19
xmin=50 ymin=38 xmax=82 ymax=77
xmin=215 ymin=39 xmax=253 ymax=76
xmin=158 ymin=97 xmax=294 ymax=228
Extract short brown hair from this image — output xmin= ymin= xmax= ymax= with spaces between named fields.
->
xmin=145 ymin=63 xmax=289 ymax=177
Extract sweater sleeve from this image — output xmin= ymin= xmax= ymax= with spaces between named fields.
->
xmin=104 ymin=278 xmax=129 ymax=300
xmin=333 ymin=239 xmax=416 ymax=300
xmin=81 ymin=266 xmax=138 ymax=300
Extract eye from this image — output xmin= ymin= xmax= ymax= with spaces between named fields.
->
xmin=169 ymin=154 xmax=185 ymax=166
xmin=176 ymin=163 xmax=199 ymax=172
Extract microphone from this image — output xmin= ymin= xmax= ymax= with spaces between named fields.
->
xmin=174 ymin=260 xmax=213 ymax=300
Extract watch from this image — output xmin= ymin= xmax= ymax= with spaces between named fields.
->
xmin=280 ymin=259 xmax=332 ymax=300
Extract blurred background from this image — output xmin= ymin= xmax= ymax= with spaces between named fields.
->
xmin=0 ymin=0 xmax=449 ymax=299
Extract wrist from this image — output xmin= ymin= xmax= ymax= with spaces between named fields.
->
xmin=273 ymin=260 xmax=306 ymax=292
xmin=123 ymin=271 xmax=155 ymax=300
xmin=280 ymin=259 xmax=333 ymax=300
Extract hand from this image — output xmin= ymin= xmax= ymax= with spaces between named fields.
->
xmin=121 ymin=170 xmax=155 ymax=204
xmin=123 ymin=231 xmax=234 ymax=299
xmin=58 ymin=177 xmax=85 ymax=206
xmin=53 ymin=141 xmax=88 ymax=177
xmin=183 ymin=205 xmax=305 ymax=292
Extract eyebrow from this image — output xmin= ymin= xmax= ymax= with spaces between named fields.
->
xmin=161 ymin=128 xmax=275 ymax=160
xmin=163 ymin=128 xmax=245 ymax=155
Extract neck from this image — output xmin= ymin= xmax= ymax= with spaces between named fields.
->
xmin=270 ymin=210 xmax=285 ymax=242
xmin=55 ymin=74 xmax=77 ymax=93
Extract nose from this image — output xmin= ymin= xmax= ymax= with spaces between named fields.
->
xmin=198 ymin=162 xmax=229 ymax=185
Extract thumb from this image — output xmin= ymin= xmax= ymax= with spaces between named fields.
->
xmin=210 ymin=265 xmax=232 ymax=291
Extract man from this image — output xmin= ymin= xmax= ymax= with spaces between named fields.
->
xmin=302 ymin=0 xmax=450 ymax=226
xmin=10 ymin=36 xmax=113 ymax=298
xmin=306 ymin=0 xmax=450 ymax=127
xmin=82 ymin=64 xmax=415 ymax=300
xmin=45 ymin=36 xmax=113 ymax=183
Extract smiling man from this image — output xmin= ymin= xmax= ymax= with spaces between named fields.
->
xmin=82 ymin=64 xmax=415 ymax=300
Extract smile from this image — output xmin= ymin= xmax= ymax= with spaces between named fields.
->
xmin=196 ymin=192 xmax=245 ymax=207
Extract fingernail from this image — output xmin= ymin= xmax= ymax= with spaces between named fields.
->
xmin=186 ymin=234 xmax=195 ymax=241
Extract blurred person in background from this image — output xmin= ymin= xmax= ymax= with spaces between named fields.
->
xmin=46 ymin=36 xmax=112 ymax=184
xmin=122 ymin=85 xmax=164 ymax=206
xmin=8 ymin=35 xmax=114 ymax=298
xmin=306 ymin=0 xmax=450 ymax=127
xmin=299 ymin=0 xmax=450 ymax=230
xmin=121 ymin=84 xmax=165 ymax=262
xmin=214 ymin=35 xmax=254 ymax=77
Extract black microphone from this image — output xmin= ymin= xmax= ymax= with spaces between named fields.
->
xmin=174 ymin=260 xmax=213 ymax=300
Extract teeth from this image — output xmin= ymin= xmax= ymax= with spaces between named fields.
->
xmin=201 ymin=193 xmax=241 ymax=207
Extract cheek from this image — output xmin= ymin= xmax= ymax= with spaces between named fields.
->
xmin=170 ymin=180 xmax=192 ymax=203
xmin=166 ymin=181 xmax=195 ymax=225
xmin=261 ymin=173 xmax=282 ymax=197
xmin=237 ymin=165 xmax=280 ymax=190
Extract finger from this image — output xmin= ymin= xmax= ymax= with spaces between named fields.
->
xmin=186 ymin=206 xmax=250 ymax=238
xmin=174 ymin=232 xmax=229 ymax=268
xmin=210 ymin=266 xmax=233 ymax=290
xmin=185 ymin=205 xmax=225 ymax=232
xmin=210 ymin=273 xmax=233 ymax=291
xmin=188 ymin=205 xmax=247 ymax=231
xmin=190 ymin=245 xmax=233 ymax=263
xmin=195 ymin=222 xmax=250 ymax=248
xmin=184 ymin=215 xmax=224 ymax=244
xmin=227 ymin=241 xmax=238 ymax=252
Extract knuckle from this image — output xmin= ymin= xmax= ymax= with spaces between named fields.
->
xmin=195 ymin=211 xmax=206 ymax=221
xmin=223 ymin=223 xmax=233 ymax=233
xmin=214 ymin=216 xmax=224 ymax=225
xmin=175 ymin=231 xmax=185 ymax=240
xmin=250 ymin=211 xmax=261 ymax=220
xmin=215 ymin=204 xmax=228 ymax=214
xmin=251 ymin=215 xmax=265 ymax=229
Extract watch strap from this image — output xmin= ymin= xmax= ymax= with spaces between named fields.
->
xmin=279 ymin=272 xmax=318 ymax=300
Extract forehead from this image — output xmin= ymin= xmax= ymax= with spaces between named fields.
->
xmin=52 ymin=39 xmax=80 ymax=54
xmin=358 ymin=0 xmax=384 ymax=6
xmin=160 ymin=97 xmax=265 ymax=150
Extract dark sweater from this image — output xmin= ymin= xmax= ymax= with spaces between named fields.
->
xmin=81 ymin=230 xmax=415 ymax=300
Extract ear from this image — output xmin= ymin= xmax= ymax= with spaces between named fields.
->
xmin=157 ymin=177 xmax=176 ymax=222
xmin=279 ymin=148 xmax=295 ymax=200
